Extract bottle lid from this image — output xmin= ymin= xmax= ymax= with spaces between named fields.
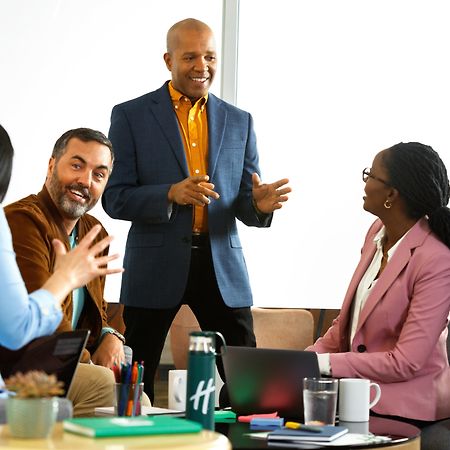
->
xmin=189 ymin=331 xmax=215 ymax=352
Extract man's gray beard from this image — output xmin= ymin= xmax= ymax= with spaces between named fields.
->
xmin=58 ymin=195 xmax=91 ymax=219
xmin=48 ymin=170 xmax=95 ymax=220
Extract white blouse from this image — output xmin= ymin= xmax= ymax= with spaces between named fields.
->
xmin=317 ymin=226 xmax=407 ymax=375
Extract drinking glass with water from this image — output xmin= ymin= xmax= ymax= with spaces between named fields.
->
xmin=303 ymin=377 xmax=338 ymax=425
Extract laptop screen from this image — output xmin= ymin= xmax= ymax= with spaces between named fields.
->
xmin=222 ymin=346 xmax=320 ymax=420
xmin=0 ymin=330 xmax=89 ymax=397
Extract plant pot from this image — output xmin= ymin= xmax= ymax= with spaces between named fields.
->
xmin=6 ymin=397 xmax=58 ymax=438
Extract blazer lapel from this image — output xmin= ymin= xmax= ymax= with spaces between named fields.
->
xmin=338 ymin=242 xmax=377 ymax=342
xmin=207 ymin=94 xmax=227 ymax=180
xmin=356 ymin=218 xmax=430 ymax=331
xmin=148 ymin=83 xmax=189 ymax=177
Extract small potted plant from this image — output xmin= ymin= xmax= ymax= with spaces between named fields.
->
xmin=5 ymin=371 xmax=64 ymax=438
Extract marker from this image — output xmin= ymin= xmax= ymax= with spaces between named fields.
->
xmin=131 ymin=363 xmax=143 ymax=416
xmin=250 ymin=417 xmax=284 ymax=429
xmin=285 ymin=421 xmax=322 ymax=432
xmin=112 ymin=363 xmax=121 ymax=383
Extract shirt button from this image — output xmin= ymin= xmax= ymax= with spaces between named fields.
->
xmin=357 ymin=344 xmax=367 ymax=353
xmin=175 ymin=105 xmax=178 ymax=109
xmin=192 ymin=142 xmax=197 ymax=148
xmin=195 ymin=169 xmax=200 ymax=174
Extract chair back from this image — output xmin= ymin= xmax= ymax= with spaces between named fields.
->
xmin=251 ymin=307 xmax=314 ymax=350
xmin=170 ymin=305 xmax=201 ymax=369
xmin=169 ymin=305 xmax=314 ymax=369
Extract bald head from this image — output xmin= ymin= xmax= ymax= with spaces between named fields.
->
xmin=164 ymin=18 xmax=217 ymax=102
xmin=166 ymin=18 xmax=213 ymax=54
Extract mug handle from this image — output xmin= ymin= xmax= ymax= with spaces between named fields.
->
xmin=369 ymin=382 xmax=381 ymax=408
xmin=213 ymin=331 xmax=227 ymax=356
xmin=173 ymin=375 xmax=185 ymax=403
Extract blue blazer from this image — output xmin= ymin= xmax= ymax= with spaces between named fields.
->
xmin=102 ymin=82 xmax=272 ymax=309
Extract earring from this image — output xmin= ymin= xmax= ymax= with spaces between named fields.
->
xmin=384 ymin=200 xmax=392 ymax=209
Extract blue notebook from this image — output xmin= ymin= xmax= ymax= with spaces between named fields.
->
xmin=268 ymin=425 xmax=348 ymax=442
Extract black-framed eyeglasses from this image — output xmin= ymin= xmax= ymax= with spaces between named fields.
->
xmin=362 ymin=168 xmax=390 ymax=186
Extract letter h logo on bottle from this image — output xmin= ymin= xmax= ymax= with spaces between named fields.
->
xmin=189 ymin=377 xmax=215 ymax=414
xmin=186 ymin=331 xmax=225 ymax=430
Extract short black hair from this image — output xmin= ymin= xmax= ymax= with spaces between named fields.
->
xmin=52 ymin=128 xmax=114 ymax=165
xmin=0 ymin=124 xmax=14 ymax=203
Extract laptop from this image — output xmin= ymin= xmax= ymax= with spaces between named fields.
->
xmin=222 ymin=346 xmax=320 ymax=420
xmin=0 ymin=330 xmax=90 ymax=397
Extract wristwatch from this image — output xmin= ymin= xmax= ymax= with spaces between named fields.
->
xmin=102 ymin=328 xmax=126 ymax=344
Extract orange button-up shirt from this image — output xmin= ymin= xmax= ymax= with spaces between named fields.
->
xmin=168 ymin=82 xmax=209 ymax=233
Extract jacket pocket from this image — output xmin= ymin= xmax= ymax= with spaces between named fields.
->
xmin=230 ymin=234 xmax=242 ymax=248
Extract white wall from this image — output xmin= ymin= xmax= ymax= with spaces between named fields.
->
xmin=237 ymin=0 xmax=450 ymax=308
xmin=2 ymin=0 xmax=449 ymax=309
xmin=0 ymin=0 xmax=222 ymax=302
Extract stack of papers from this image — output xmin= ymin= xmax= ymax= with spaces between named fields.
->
xmin=267 ymin=433 xmax=392 ymax=447
xmin=252 ymin=427 xmax=392 ymax=448
xmin=95 ymin=406 xmax=183 ymax=416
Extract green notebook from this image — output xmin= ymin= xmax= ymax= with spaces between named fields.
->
xmin=63 ymin=415 xmax=202 ymax=438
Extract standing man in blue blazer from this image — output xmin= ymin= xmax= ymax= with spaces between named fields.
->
xmin=102 ymin=18 xmax=291 ymax=403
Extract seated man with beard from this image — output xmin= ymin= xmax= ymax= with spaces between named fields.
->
xmin=4 ymin=128 xmax=128 ymax=416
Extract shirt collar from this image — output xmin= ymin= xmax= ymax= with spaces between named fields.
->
xmin=372 ymin=224 xmax=410 ymax=257
xmin=168 ymin=81 xmax=208 ymax=111
xmin=373 ymin=226 xmax=386 ymax=250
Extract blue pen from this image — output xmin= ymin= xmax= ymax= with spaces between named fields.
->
xmin=139 ymin=361 xmax=144 ymax=383
xmin=118 ymin=363 xmax=131 ymax=416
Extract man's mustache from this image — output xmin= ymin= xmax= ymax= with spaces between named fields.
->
xmin=66 ymin=183 xmax=91 ymax=201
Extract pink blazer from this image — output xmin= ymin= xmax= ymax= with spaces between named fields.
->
xmin=309 ymin=218 xmax=450 ymax=420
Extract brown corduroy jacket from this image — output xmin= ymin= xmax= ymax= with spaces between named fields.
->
xmin=4 ymin=186 xmax=111 ymax=361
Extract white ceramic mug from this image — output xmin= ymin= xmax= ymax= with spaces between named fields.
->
xmin=168 ymin=369 xmax=187 ymax=411
xmin=338 ymin=378 xmax=381 ymax=422
xmin=339 ymin=420 xmax=369 ymax=435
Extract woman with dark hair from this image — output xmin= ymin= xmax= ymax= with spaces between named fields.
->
xmin=0 ymin=126 xmax=13 ymax=204
xmin=308 ymin=142 xmax=450 ymax=424
xmin=0 ymin=124 xmax=123 ymax=350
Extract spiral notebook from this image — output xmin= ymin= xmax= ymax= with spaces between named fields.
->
xmin=268 ymin=425 xmax=349 ymax=442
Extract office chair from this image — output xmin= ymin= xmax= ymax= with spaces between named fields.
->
xmin=251 ymin=307 xmax=314 ymax=350
xmin=169 ymin=305 xmax=315 ymax=369
xmin=170 ymin=305 xmax=201 ymax=369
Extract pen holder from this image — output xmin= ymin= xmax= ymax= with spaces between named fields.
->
xmin=114 ymin=382 xmax=144 ymax=416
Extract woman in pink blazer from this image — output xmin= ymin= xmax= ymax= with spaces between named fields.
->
xmin=308 ymin=142 xmax=450 ymax=423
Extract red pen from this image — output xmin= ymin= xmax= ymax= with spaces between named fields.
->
xmin=112 ymin=363 xmax=121 ymax=383
xmin=123 ymin=362 xmax=139 ymax=416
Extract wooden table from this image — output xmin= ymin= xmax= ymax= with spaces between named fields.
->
xmin=0 ymin=423 xmax=231 ymax=450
